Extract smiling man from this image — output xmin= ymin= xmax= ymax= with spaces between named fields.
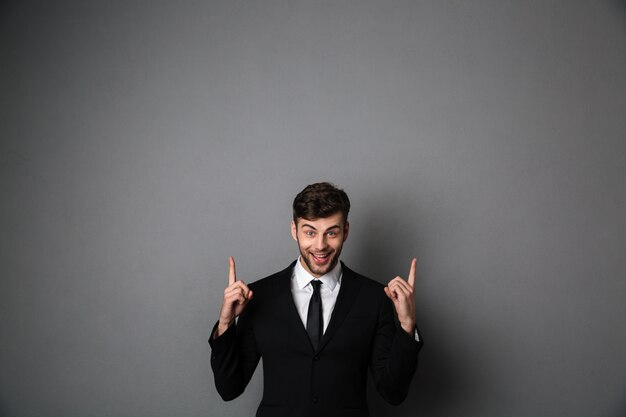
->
xmin=209 ymin=182 xmax=422 ymax=417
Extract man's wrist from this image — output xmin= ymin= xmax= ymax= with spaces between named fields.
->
xmin=216 ymin=319 xmax=234 ymax=338
xmin=400 ymin=320 xmax=416 ymax=335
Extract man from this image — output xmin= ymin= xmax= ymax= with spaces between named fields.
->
xmin=209 ymin=182 xmax=422 ymax=417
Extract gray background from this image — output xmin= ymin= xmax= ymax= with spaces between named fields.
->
xmin=1 ymin=1 xmax=625 ymax=416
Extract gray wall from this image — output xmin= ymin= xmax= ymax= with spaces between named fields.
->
xmin=1 ymin=1 xmax=625 ymax=416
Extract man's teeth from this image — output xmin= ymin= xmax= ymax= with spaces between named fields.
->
xmin=314 ymin=254 xmax=329 ymax=258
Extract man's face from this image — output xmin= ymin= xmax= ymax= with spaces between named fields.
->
xmin=291 ymin=212 xmax=349 ymax=277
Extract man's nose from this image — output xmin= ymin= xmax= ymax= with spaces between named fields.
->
xmin=314 ymin=235 xmax=328 ymax=250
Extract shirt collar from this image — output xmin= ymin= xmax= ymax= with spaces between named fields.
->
xmin=294 ymin=256 xmax=342 ymax=291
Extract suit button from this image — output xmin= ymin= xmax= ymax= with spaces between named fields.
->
xmin=312 ymin=397 xmax=318 ymax=403
xmin=313 ymin=356 xmax=319 ymax=361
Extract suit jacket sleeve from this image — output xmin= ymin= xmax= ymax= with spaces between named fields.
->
xmin=209 ymin=299 xmax=260 ymax=401
xmin=369 ymin=295 xmax=423 ymax=405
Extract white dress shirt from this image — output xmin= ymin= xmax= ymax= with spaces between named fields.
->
xmin=291 ymin=257 xmax=342 ymax=334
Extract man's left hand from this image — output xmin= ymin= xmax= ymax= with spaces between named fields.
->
xmin=384 ymin=258 xmax=417 ymax=335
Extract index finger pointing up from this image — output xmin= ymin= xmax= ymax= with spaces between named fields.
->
xmin=229 ymin=256 xmax=237 ymax=285
xmin=408 ymin=258 xmax=416 ymax=287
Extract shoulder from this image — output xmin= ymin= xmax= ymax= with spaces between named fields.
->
xmin=342 ymin=263 xmax=387 ymax=297
xmin=341 ymin=263 xmax=392 ymax=317
xmin=247 ymin=261 xmax=296 ymax=294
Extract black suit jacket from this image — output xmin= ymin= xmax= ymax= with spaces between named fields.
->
xmin=210 ymin=261 xmax=422 ymax=417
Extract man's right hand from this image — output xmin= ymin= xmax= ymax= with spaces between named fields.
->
xmin=216 ymin=257 xmax=253 ymax=338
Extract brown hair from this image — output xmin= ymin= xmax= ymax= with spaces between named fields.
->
xmin=292 ymin=182 xmax=350 ymax=225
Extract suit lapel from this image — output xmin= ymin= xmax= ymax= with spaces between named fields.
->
xmin=274 ymin=261 xmax=312 ymax=347
xmin=318 ymin=262 xmax=362 ymax=352
xmin=275 ymin=260 xmax=363 ymax=353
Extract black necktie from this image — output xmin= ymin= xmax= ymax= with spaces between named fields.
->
xmin=306 ymin=280 xmax=323 ymax=350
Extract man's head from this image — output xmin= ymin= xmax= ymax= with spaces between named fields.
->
xmin=291 ymin=182 xmax=350 ymax=277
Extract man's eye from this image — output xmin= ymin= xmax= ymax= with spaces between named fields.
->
xmin=305 ymin=231 xmax=315 ymax=237
xmin=327 ymin=232 xmax=336 ymax=237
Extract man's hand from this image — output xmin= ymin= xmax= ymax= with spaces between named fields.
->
xmin=384 ymin=258 xmax=417 ymax=335
xmin=216 ymin=257 xmax=253 ymax=337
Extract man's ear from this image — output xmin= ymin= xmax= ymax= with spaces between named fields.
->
xmin=291 ymin=220 xmax=298 ymax=241
xmin=343 ymin=222 xmax=350 ymax=242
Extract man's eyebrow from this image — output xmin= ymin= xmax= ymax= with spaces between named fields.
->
xmin=300 ymin=224 xmax=341 ymax=231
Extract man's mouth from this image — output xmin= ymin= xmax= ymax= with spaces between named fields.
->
xmin=311 ymin=253 xmax=331 ymax=264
